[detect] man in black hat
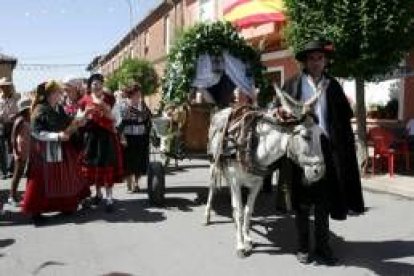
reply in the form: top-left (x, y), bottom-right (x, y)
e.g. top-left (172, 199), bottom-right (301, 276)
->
top-left (277, 39), bottom-right (365, 265)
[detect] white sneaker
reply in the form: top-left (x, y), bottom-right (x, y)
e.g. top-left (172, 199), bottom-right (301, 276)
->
top-left (7, 197), bottom-right (19, 207)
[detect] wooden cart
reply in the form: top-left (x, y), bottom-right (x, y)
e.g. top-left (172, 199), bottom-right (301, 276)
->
top-left (147, 103), bottom-right (214, 205)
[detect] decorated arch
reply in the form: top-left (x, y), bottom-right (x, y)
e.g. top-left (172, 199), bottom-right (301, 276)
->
top-left (162, 21), bottom-right (270, 106)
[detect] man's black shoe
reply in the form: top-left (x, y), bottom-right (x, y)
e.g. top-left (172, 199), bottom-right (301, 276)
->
top-left (91, 195), bottom-right (103, 205)
top-left (32, 214), bottom-right (47, 225)
top-left (105, 201), bottom-right (114, 213)
top-left (296, 251), bottom-right (311, 264)
top-left (314, 247), bottom-right (338, 266)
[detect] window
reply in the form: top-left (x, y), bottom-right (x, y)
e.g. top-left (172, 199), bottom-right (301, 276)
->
top-left (164, 15), bottom-right (170, 54)
top-left (199, 0), bottom-right (215, 22)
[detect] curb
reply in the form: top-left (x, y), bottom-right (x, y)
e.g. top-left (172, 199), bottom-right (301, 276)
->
top-left (361, 176), bottom-right (414, 200)
top-left (362, 185), bottom-right (414, 200)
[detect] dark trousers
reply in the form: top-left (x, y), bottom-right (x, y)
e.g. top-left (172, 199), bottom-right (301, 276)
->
top-left (0, 135), bottom-right (8, 176)
top-left (262, 173), bottom-right (273, 193)
top-left (293, 136), bottom-right (333, 253)
top-left (295, 201), bottom-right (330, 253)
top-left (10, 158), bottom-right (27, 199)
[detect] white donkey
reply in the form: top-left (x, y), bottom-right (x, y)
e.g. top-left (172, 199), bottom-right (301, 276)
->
top-left (205, 88), bottom-right (327, 257)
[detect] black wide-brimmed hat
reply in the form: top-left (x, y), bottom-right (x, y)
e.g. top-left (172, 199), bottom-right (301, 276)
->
top-left (295, 39), bottom-right (334, 62)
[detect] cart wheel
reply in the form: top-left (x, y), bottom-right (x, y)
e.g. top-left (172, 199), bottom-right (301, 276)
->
top-left (147, 161), bottom-right (165, 206)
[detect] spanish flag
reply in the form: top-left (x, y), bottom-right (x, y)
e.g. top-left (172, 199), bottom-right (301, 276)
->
top-left (223, 0), bottom-right (285, 28)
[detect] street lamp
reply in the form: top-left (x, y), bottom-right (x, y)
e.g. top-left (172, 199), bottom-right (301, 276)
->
top-left (124, 0), bottom-right (134, 57)
top-left (124, 0), bottom-right (133, 31)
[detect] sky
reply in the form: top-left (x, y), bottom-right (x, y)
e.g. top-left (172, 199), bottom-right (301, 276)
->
top-left (0, 0), bottom-right (162, 93)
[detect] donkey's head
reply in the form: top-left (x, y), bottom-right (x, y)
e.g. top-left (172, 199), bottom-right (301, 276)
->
top-left (274, 84), bottom-right (326, 183)
top-left (287, 118), bottom-right (325, 183)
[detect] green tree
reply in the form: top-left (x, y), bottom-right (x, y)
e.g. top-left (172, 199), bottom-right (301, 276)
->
top-left (105, 58), bottom-right (158, 96)
top-left (284, 0), bottom-right (414, 166)
top-left (105, 70), bottom-right (122, 92)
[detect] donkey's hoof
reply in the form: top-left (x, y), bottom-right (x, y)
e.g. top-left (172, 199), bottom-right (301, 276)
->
top-left (236, 249), bottom-right (247, 258)
top-left (203, 215), bottom-right (211, 225)
top-left (244, 241), bottom-right (253, 252)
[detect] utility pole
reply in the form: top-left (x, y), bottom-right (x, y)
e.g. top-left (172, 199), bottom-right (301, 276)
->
top-left (124, 0), bottom-right (134, 58)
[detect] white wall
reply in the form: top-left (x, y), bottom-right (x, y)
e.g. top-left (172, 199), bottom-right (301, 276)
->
top-left (341, 79), bottom-right (400, 107)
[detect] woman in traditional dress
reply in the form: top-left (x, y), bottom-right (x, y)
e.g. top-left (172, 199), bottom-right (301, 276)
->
top-left (117, 83), bottom-right (151, 192)
top-left (79, 74), bottom-right (122, 212)
top-left (21, 81), bottom-right (88, 221)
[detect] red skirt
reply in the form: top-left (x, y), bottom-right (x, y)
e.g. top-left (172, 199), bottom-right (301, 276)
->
top-left (81, 166), bottom-right (114, 187)
top-left (80, 132), bottom-right (124, 187)
top-left (22, 139), bottom-right (89, 215)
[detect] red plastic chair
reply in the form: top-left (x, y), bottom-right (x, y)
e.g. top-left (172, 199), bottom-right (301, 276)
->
top-left (367, 127), bottom-right (410, 177)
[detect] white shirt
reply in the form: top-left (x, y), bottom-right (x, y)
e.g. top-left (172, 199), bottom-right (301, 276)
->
top-left (300, 74), bottom-right (329, 137)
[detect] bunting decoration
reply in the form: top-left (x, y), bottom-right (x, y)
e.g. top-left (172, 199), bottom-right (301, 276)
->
top-left (223, 0), bottom-right (286, 28)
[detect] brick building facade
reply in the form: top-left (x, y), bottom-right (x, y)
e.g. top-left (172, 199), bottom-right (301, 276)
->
top-left (88, 0), bottom-right (414, 121)
top-left (87, 0), bottom-right (298, 110)
top-left (88, 1), bottom-right (186, 109)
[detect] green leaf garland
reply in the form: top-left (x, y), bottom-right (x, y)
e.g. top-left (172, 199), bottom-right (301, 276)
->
top-left (162, 21), bottom-right (269, 105)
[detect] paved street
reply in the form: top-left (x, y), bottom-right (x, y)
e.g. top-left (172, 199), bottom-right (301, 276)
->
top-left (1, 159), bottom-right (414, 276)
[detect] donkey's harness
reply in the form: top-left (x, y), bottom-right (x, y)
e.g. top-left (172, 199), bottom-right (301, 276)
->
top-left (215, 105), bottom-right (286, 176)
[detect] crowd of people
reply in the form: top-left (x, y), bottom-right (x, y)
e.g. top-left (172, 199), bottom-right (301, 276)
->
top-left (0, 38), bottom-right (373, 265)
top-left (0, 73), bottom-right (152, 221)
